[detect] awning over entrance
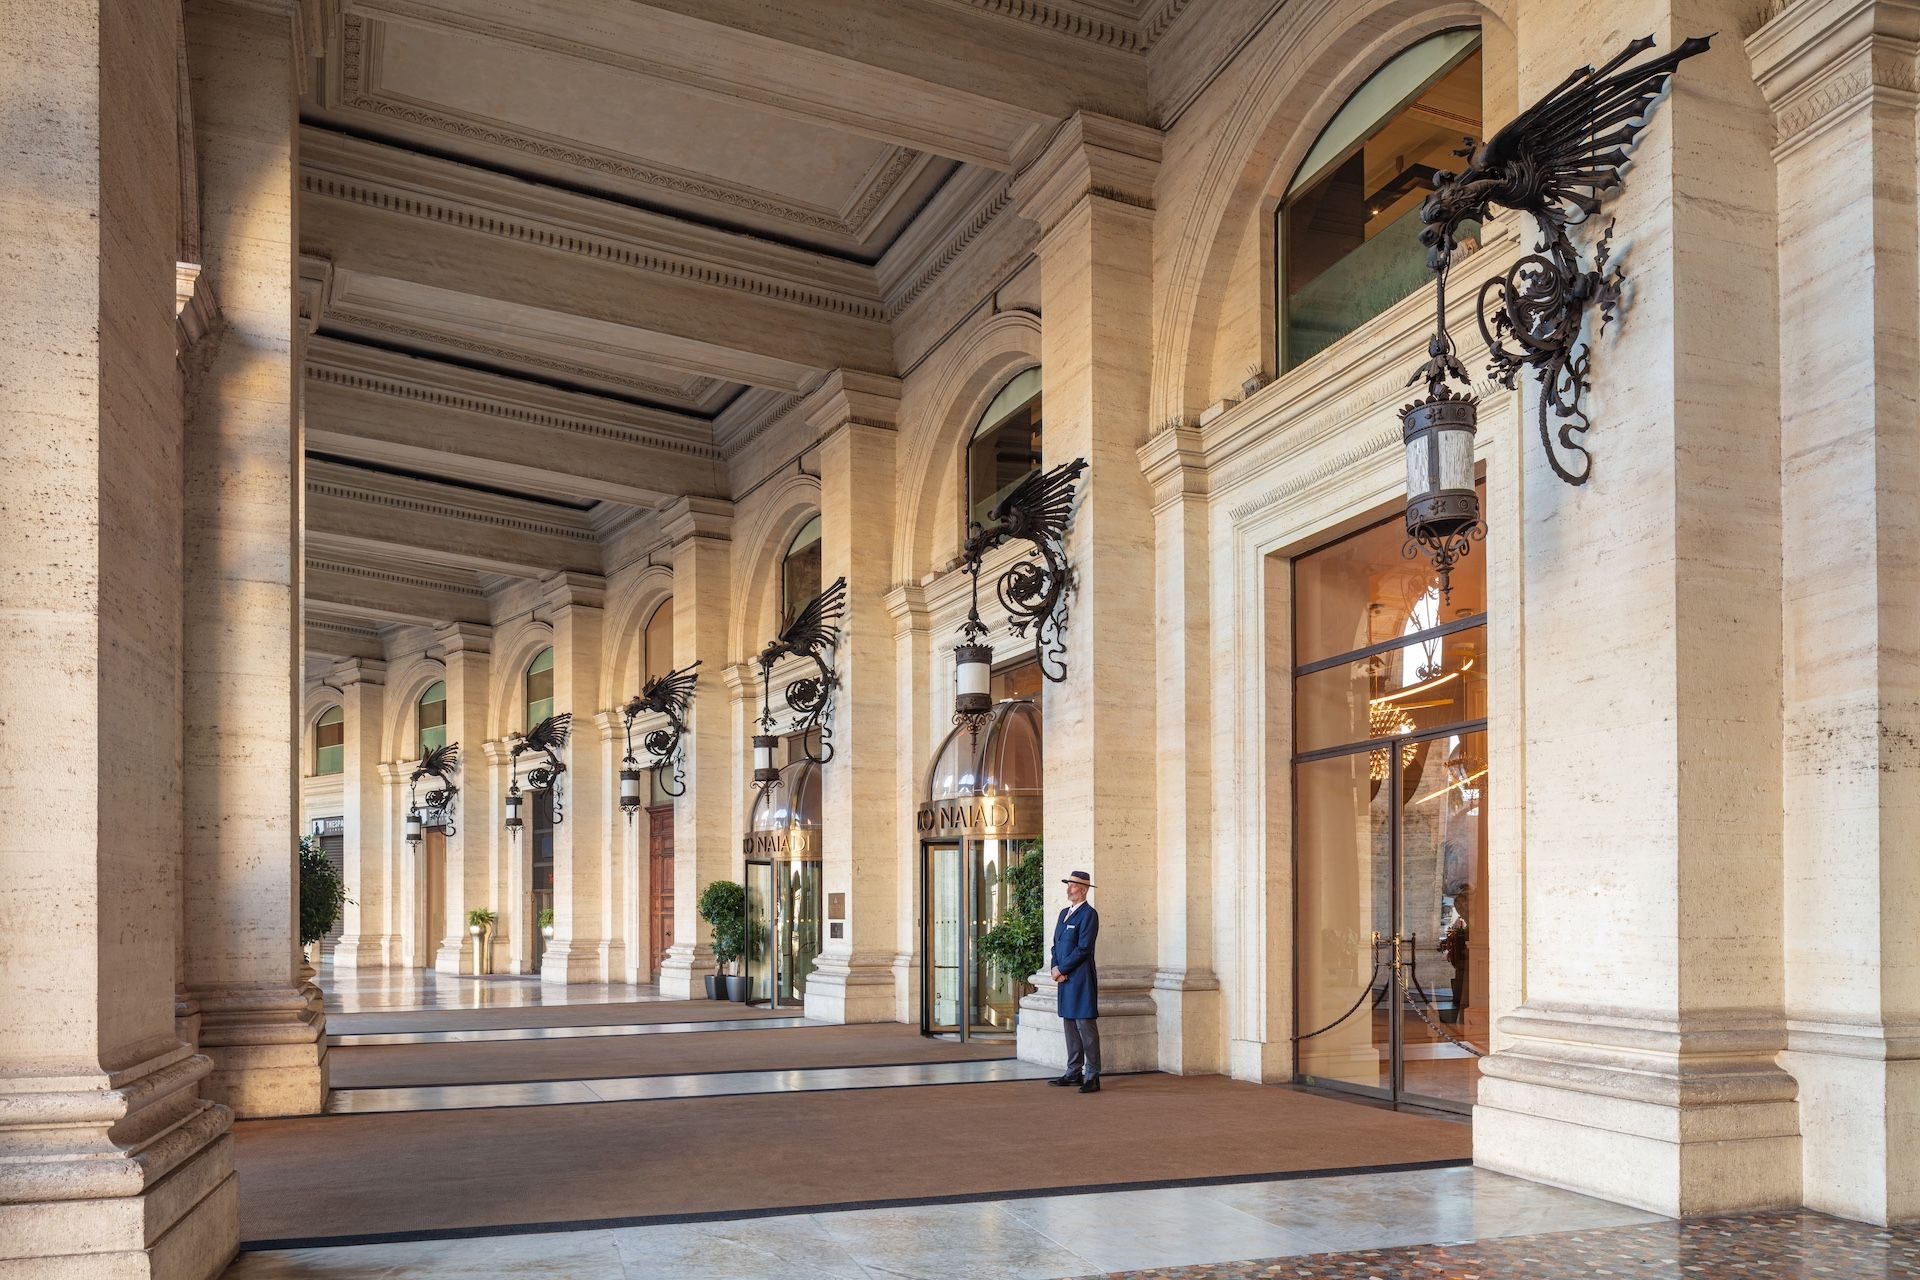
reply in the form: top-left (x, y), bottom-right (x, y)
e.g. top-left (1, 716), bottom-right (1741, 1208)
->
top-left (920, 700), bottom-right (1043, 839)
top-left (744, 759), bottom-right (823, 858)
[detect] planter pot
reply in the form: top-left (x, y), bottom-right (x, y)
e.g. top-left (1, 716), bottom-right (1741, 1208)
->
top-left (724, 974), bottom-right (750, 1002)
top-left (703, 974), bottom-right (722, 1000)
top-left (541, 926), bottom-right (555, 939)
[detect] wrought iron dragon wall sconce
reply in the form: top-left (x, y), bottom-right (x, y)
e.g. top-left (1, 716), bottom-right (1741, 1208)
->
top-left (1399, 34), bottom-right (1710, 601)
top-left (619, 661), bottom-right (701, 816)
top-left (405, 742), bottom-right (459, 847)
top-left (504, 712), bottom-right (571, 832)
top-left (753, 577), bottom-right (847, 789)
top-left (952, 456), bottom-right (1089, 738)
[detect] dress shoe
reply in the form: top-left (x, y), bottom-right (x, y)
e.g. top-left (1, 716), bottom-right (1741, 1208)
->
top-left (1047, 1073), bottom-right (1082, 1087)
top-left (1078, 1077), bottom-right (1101, 1093)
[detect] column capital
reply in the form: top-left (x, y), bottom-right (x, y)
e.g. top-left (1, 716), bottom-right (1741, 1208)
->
top-left (434, 620), bottom-right (493, 656)
top-left (721, 660), bottom-right (759, 698)
top-left (592, 708), bottom-right (623, 742)
top-left (481, 738), bottom-right (514, 765)
top-left (541, 571), bottom-right (607, 612)
top-left (800, 369), bottom-right (903, 439)
top-left (376, 761), bottom-right (408, 784)
top-left (883, 582), bottom-right (930, 635)
top-left (1137, 424), bottom-right (1210, 513)
top-left (298, 253), bottom-right (334, 336)
top-left (1011, 112), bottom-right (1161, 241)
top-left (1749, 0), bottom-right (1920, 152)
top-left (330, 656), bottom-right (387, 687)
top-left (661, 494), bottom-right (735, 545)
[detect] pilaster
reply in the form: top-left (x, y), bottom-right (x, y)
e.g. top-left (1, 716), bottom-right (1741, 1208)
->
top-left (180, 0), bottom-right (325, 1119)
top-left (432, 624), bottom-right (491, 975)
top-left (539, 573), bottom-right (608, 983)
top-left (1751, 0), bottom-right (1920, 1226)
top-left (331, 659), bottom-right (394, 970)
top-left (804, 371), bottom-right (904, 1025)
top-left (1011, 112), bottom-right (1163, 1071)
top-left (1474, 0), bottom-right (1798, 1216)
top-left (657, 498), bottom-right (734, 999)
top-left (481, 740), bottom-right (523, 971)
top-left (885, 583), bottom-right (931, 1025)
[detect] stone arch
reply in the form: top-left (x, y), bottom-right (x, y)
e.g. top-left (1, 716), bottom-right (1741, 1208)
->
top-left (895, 310), bottom-right (1044, 584)
top-left (302, 683), bottom-right (346, 778)
top-left (382, 657), bottom-right (452, 765)
top-left (1149, 0), bottom-right (1515, 429)
top-left (729, 470), bottom-right (823, 663)
top-left (488, 621), bottom-right (560, 741)
top-left (601, 563), bottom-right (676, 710)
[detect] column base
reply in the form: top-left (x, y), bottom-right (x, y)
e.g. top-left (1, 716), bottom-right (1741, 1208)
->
top-left (329, 934), bottom-right (394, 971)
top-left (803, 952), bottom-right (897, 1024)
top-left (656, 942), bottom-right (716, 1000)
top-left (0, 1050), bottom-right (237, 1280)
top-left (1228, 1036), bottom-right (1294, 1084)
top-left (1781, 1020), bottom-right (1920, 1225)
top-left (539, 941), bottom-right (604, 985)
top-left (1017, 967), bottom-right (1158, 1072)
top-left (1153, 968), bottom-right (1223, 1075)
top-left (432, 934), bottom-right (474, 976)
top-left (190, 986), bottom-right (328, 1118)
top-left (892, 951), bottom-right (919, 1025)
top-left (1474, 1006), bottom-right (1802, 1217)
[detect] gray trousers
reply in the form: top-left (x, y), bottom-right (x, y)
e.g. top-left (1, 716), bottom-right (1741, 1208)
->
top-left (1063, 1018), bottom-right (1101, 1080)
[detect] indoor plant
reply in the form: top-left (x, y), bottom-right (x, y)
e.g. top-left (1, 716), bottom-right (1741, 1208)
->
top-left (978, 845), bottom-right (1044, 997)
top-left (538, 907), bottom-right (555, 940)
top-left (697, 879), bottom-right (748, 1000)
top-left (297, 834), bottom-right (350, 958)
top-left (467, 908), bottom-right (496, 975)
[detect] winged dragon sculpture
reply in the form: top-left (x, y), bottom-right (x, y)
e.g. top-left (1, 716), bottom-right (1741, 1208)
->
top-left (1415, 34), bottom-right (1712, 484)
top-left (757, 578), bottom-right (847, 764)
top-left (510, 712), bottom-right (572, 824)
top-left (408, 742), bottom-right (460, 837)
top-left (960, 456), bottom-right (1088, 682)
top-left (622, 661), bottom-right (701, 797)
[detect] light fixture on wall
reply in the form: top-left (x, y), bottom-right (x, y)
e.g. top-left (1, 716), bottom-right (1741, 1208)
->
top-left (754, 577), bottom-right (847, 788)
top-left (619, 661), bottom-right (701, 819)
top-left (951, 456), bottom-right (1088, 735)
top-left (405, 743), bottom-right (460, 848)
top-left (1414, 33), bottom-right (1710, 487)
top-left (505, 713), bottom-right (571, 833)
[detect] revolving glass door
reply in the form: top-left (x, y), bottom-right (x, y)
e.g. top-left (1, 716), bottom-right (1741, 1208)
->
top-left (921, 838), bottom-right (1031, 1039)
top-left (745, 858), bottom-right (822, 1007)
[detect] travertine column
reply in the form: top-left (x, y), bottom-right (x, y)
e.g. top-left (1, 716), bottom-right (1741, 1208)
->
top-left (885, 583), bottom-right (932, 1024)
top-left (332, 659), bottom-right (393, 970)
top-left (481, 740), bottom-right (522, 970)
top-left (0, 2), bottom-right (239, 1272)
top-left (181, 0), bottom-right (324, 1118)
top-left (658, 498), bottom-right (734, 998)
top-left (540, 573), bottom-right (607, 984)
top-left (1010, 114), bottom-right (1162, 1071)
top-left (591, 710), bottom-right (626, 980)
top-left (432, 624), bottom-right (491, 975)
top-left (805, 372), bottom-right (904, 1024)
top-left (1751, 0), bottom-right (1920, 1226)
top-left (1138, 426), bottom-right (1221, 1074)
top-left (1474, 0), bottom-right (1799, 1215)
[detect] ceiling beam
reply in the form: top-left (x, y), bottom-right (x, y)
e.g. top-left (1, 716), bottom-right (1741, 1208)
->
top-left (305, 555), bottom-right (493, 629)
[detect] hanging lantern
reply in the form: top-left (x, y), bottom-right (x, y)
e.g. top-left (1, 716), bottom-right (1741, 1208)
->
top-left (954, 641), bottom-right (992, 715)
top-left (753, 733), bottom-right (781, 786)
top-left (1400, 387), bottom-right (1482, 604)
top-left (404, 806), bottom-right (424, 846)
top-left (504, 780), bottom-right (524, 831)
top-left (619, 764), bottom-right (643, 816)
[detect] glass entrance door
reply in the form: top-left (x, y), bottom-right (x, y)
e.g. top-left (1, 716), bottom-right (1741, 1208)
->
top-left (745, 860), bottom-right (775, 1003)
top-left (746, 858), bottom-right (822, 1008)
top-left (921, 840), bottom-right (1030, 1039)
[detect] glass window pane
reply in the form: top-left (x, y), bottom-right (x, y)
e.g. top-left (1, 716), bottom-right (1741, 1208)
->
top-left (1400, 729), bottom-right (1488, 1108)
top-left (1280, 38), bottom-right (1482, 372)
top-left (315, 706), bottom-right (344, 775)
top-left (1292, 491), bottom-right (1486, 669)
top-left (525, 648), bottom-right (554, 727)
top-left (1294, 750), bottom-right (1392, 1092)
top-left (1296, 625), bottom-right (1486, 756)
top-left (990, 658), bottom-right (1042, 703)
top-left (417, 682), bottom-right (446, 757)
top-left (969, 369), bottom-right (1043, 528)
top-left (782, 515), bottom-right (822, 627)
top-left (315, 745), bottom-right (344, 776)
top-left (644, 599), bottom-right (674, 684)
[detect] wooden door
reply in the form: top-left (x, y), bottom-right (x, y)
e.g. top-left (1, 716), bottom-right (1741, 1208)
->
top-left (647, 805), bottom-right (674, 980)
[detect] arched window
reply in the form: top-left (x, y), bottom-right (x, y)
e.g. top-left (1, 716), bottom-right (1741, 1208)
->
top-left (417, 681), bottom-right (447, 757)
top-left (314, 705), bottom-right (344, 775)
top-left (967, 367), bottom-right (1041, 529)
top-left (525, 647), bottom-right (555, 728)
top-left (1276, 29), bottom-right (1483, 373)
top-left (781, 515), bottom-right (822, 627)
top-left (644, 598), bottom-right (675, 684)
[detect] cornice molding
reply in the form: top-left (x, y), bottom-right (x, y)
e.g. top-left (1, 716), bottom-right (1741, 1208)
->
top-left (1010, 112), bottom-right (1161, 240)
top-left (1749, 0), bottom-right (1920, 151)
top-left (883, 179), bottom-right (1015, 318)
top-left (306, 472), bottom-right (599, 543)
top-left (434, 620), bottom-right (495, 654)
top-left (800, 369), bottom-right (904, 437)
top-left (1137, 423), bottom-right (1209, 511)
top-left (301, 131), bottom-right (887, 323)
top-left (307, 557), bottom-right (488, 598)
top-left (308, 616), bottom-right (383, 639)
top-left (661, 494), bottom-right (735, 545)
top-left (542, 571), bottom-right (607, 611)
top-left (932, 0), bottom-right (1194, 54)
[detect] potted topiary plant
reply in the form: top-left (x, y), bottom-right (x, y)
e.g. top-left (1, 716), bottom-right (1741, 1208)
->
top-left (697, 879), bottom-right (748, 1000)
top-left (467, 908), bottom-right (497, 976)
top-left (298, 835), bottom-right (350, 972)
top-left (978, 844), bottom-right (1044, 1000)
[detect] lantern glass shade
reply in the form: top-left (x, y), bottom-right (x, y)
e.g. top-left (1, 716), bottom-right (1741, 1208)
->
top-left (753, 733), bottom-right (780, 783)
top-left (954, 642), bottom-right (993, 714)
top-left (619, 766), bottom-right (643, 812)
top-left (1401, 394), bottom-right (1480, 538)
top-left (504, 789), bottom-right (523, 829)
top-left (404, 809), bottom-right (423, 844)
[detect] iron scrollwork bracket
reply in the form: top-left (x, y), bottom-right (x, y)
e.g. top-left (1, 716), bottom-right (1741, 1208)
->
top-left (960, 456), bottom-right (1088, 683)
top-left (1417, 33), bottom-right (1712, 485)
top-left (409, 742), bottom-right (461, 838)
top-left (510, 712), bottom-right (572, 825)
top-left (757, 576), bottom-right (846, 766)
top-left (622, 660), bottom-right (701, 798)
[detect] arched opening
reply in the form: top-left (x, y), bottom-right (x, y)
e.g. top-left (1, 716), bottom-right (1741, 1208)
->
top-left (314, 705), bottom-right (344, 776)
top-left (1276, 28), bottom-right (1483, 373)
top-left (416, 681), bottom-right (447, 759)
top-left (742, 756), bottom-right (824, 1008)
top-left (918, 697), bottom-right (1043, 1041)
top-left (642, 598), bottom-right (675, 684)
top-left (780, 515), bottom-right (822, 628)
top-left (966, 366), bottom-right (1042, 529)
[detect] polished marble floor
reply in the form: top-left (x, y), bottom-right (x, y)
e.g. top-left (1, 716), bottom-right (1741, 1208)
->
top-left (318, 965), bottom-right (665, 1013)
top-left (331, 1015), bottom-right (814, 1047)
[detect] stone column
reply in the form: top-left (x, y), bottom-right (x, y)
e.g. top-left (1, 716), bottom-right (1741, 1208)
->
top-left (591, 709), bottom-right (626, 980)
top-left (0, 2), bottom-right (240, 1272)
top-left (658, 498), bottom-right (735, 998)
top-left (1010, 114), bottom-right (1162, 1071)
top-left (332, 659), bottom-right (393, 970)
top-left (1473, 0), bottom-right (1799, 1215)
top-left (885, 583), bottom-right (932, 1024)
top-left (180, 0), bottom-right (324, 1118)
top-left (805, 372), bottom-right (904, 1025)
top-left (432, 624), bottom-right (491, 975)
top-left (1138, 425), bottom-right (1221, 1074)
top-left (540, 573), bottom-right (607, 984)
top-left (481, 740), bottom-right (521, 970)
top-left (1751, 0), bottom-right (1920, 1226)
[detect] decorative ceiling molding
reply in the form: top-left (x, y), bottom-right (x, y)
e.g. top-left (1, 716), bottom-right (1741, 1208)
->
top-left (307, 475), bottom-right (600, 542)
top-left (308, 615), bottom-right (385, 638)
top-left (307, 557), bottom-right (489, 597)
top-left (885, 183), bottom-right (1013, 318)
top-left (339, 14), bottom-right (936, 241)
top-left (1137, 0), bottom-right (1197, 51)
top-left (935, 0), bottom-right (1194, 55)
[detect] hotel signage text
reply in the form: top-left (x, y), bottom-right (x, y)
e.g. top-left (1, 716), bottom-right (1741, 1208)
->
top-left (915, 795), bottom-right (1039, 841)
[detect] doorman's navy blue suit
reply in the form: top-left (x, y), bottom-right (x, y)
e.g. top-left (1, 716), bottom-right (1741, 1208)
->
top-left (1052, 903), bottom-right (1100, 1081)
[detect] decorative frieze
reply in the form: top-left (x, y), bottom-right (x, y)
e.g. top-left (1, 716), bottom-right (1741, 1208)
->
top-left (306, 477), bottom-right (599, 542)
